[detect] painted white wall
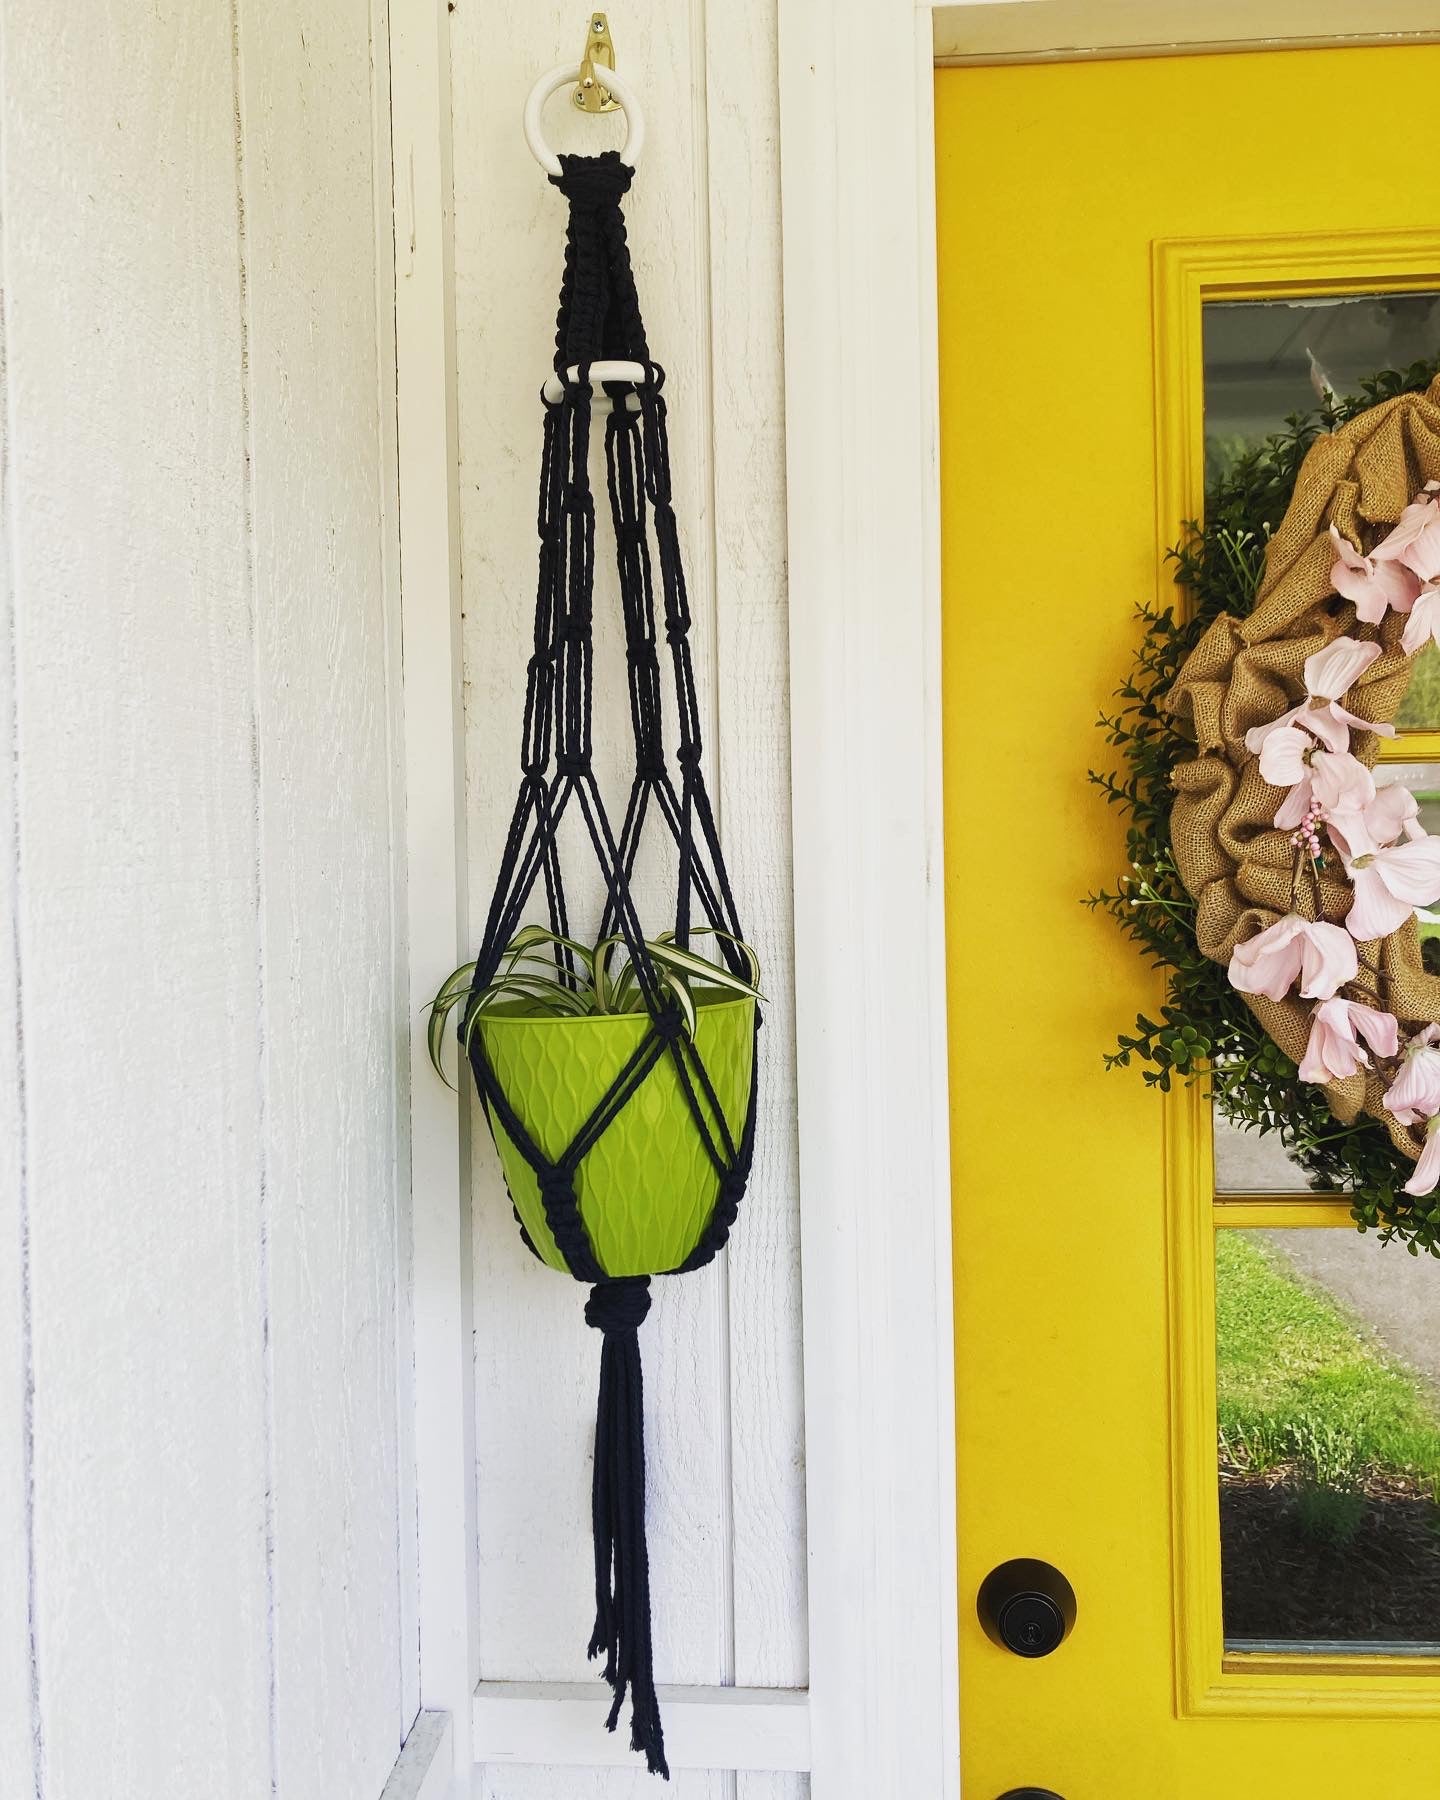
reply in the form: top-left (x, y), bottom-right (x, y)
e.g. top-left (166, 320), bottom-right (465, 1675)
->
top-left (0, 1), bottom-right (416, 1796)
top-left (447, 3), bottom-right (807, 1794)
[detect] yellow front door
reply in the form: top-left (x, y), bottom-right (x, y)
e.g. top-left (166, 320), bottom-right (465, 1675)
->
top-left (939, 46), bottom-right (1440, 1799)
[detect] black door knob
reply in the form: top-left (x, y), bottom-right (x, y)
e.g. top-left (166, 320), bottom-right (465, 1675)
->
top-left (977, 1559), bottom-right (1077, 1658)
top-left (998, 1791), bottom-right (1066, 1799)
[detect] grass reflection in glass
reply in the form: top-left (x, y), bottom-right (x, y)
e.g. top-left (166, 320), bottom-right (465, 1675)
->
top-left (1217, 1230), bottom-right (1440, 1647)
top-left (1396, 644), bottom-right (1440, 731)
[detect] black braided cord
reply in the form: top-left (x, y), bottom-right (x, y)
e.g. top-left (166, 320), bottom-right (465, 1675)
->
top-left (462, 151), bottom-right (760, 1779)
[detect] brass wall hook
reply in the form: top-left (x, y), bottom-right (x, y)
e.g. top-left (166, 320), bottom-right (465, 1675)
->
top-left (574, 13), bottom-right (620, 114)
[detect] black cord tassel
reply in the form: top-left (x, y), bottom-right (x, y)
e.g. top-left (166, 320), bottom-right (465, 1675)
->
top-left (584, 1277), bottom-right (668, 1779)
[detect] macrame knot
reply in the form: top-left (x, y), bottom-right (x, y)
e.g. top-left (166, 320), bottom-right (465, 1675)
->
top-left (651, 1005), bottom-right (685, 1044)
top-left (585, 1275), bottom-right (652, 1336)
top-left (539, 1166), bottom-right (575, 1205)
top-left (705, 1171), bottom-right (747, 1242)
top-left (549, 149), bottom-right (634, 213)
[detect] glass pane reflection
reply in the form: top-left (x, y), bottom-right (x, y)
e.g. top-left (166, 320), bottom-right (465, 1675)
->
top-left (1213, 1114), bottom-right (1314, 1196)
top-left (1394, 647), bottom-right (1440, 733)
top-left (1203, 292), bottom-right (1440, 482)
top-left (1218, 1228), bottom-right (1440, 1653)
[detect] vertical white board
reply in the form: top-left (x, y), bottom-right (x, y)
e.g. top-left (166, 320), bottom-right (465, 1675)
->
top-left (453, 0), bottom-right (731, 1703)
top-left (3, 0), bottom-right (271, 1792)
top-left (236, 0), bottom-right (410, 1792)
top-left (447, 0), bottom-right (805, 1791)
top-left (699, 0), bottom-right (807, 1695)
top-left (2, 0), bottom-right (414, 1791)
top-left (0, 193), bottom-right (35, 1795)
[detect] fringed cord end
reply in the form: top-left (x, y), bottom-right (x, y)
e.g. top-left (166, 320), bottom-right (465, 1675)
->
top-left (584, 1276), bottom-right (670, 1779)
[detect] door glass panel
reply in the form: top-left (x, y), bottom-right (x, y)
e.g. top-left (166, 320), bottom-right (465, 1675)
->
top-left (1217, 1227), bottom-right (1440, 1654)
top-left (1203, 292), bottom-right (1440, 728)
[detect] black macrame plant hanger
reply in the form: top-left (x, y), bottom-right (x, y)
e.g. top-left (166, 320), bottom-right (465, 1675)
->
top-left (463, 150), bottom-right (760, 1780)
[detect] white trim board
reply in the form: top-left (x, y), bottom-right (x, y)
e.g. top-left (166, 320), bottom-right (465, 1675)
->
top-left (473, 1683), bottom-right (810, 1774)
top-left (387, 0), bottom-right (478, 1778)
top-left (368, 0), bottom-right (422, 1734)
top-left (777, 1), bottom-right (959, 1795)
top-left (380, 1711), bottom-right (454, 1800)
top-left (934, 0), bottom-right (1440, 63)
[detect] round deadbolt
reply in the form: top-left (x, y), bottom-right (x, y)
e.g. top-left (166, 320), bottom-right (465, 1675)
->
top-left (977, 1559), bottom-right (1077, 1659)
top-left (998, 1790), bottom-right (1066, 1800)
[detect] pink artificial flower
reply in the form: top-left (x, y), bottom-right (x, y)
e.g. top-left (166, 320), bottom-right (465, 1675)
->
top-left (1400, 584), bottom-right (1440, 657)
top-left (1326, 778), bottom-right (1425, 862)
top-left (1363, 782), bottom-right (1424, 847)
top-left (1384, 1025), bottom-right (1440, 1126)
top-left (1405, 1116), bottom-right (1440, 1197)
top-left (1329, 524), bottom-right (1421, 622)
top-left (1372, 483), bottom-right (1440, 584)
top-left (1243, 636), bottom-right (1395, 756)
top-left (1298, 996), bottom-right (1400, 1084)
top-left (1227, 913), bottom-right (1358, 1003)
top-left (1345, 836), bottom-right (1440, 940)
top-left (1258, 733), bottom-right (1374, 832)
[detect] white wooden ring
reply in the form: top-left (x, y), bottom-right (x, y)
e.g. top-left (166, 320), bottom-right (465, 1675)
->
top-left (522, 62), bottom-right (646, 179)
top-left (541, 359), bottom-right (651, 406)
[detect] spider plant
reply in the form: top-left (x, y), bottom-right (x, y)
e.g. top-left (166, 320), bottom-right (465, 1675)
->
top-left (427, 923), bottom-right (764, 1088)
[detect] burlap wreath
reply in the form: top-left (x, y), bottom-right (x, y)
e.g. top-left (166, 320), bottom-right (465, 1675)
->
top-left (1167, 375), bottom-right (1440, 1165)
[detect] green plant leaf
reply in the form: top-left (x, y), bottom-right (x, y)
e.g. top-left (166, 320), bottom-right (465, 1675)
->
top-left (609, 958), bottom-right (644, 1013)
top-left (591, 933), bottom-right (640, 1014)
top-left (655, 926), bottom-right (762, 988)
top-left (426, 960), bottom-right (477, 1089)
top-left (647, 939), bottom-right (765, 1002)
top-left (498, 950), bottom-right (591, 991)
top-left (477, 971), bottom-right (591, 1015)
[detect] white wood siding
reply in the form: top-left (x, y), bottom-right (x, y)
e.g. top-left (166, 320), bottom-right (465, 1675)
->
top-left (448, 1), bottom-right (807, 1792)
top-left (0, 0), bottom-right (415, 1794)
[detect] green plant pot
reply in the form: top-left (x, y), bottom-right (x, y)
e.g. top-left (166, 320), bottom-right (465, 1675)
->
top-left (476, 991), bottom-right (755, 1278)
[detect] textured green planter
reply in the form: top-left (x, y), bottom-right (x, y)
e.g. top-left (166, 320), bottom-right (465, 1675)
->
top-left (477, 991), bottom-right (756, 1278)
